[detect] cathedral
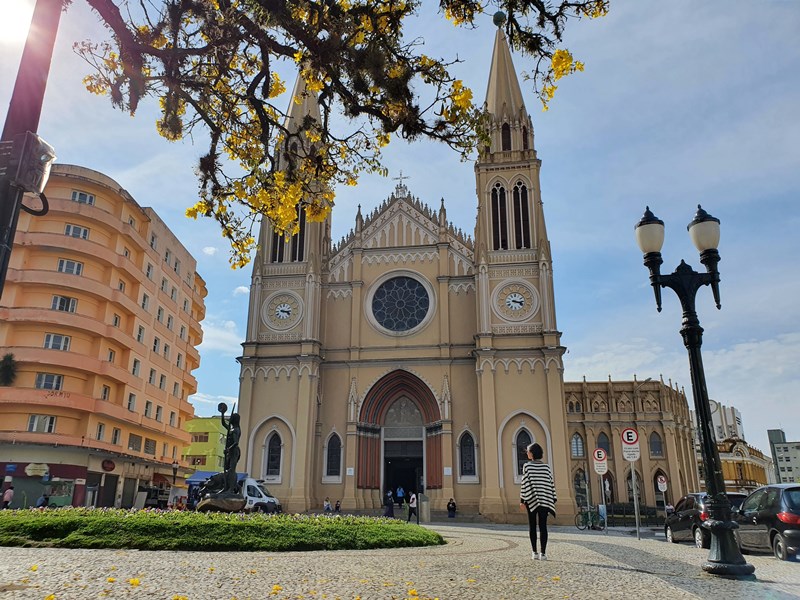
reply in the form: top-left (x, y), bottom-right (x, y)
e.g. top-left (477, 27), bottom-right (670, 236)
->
top-left (235, 26), bottom-right (696, 522)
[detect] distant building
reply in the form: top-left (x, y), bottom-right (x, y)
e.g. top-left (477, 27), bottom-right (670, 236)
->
top-left (690, 399), bottom-right (745, 445)
top-left (183, 416), bottom-right (226, 471)
top-left (768, 429), bottom-right (800, 484)
top-left (0, 164), bottom-right (206, 508)
top-left (699, 438), bottom-right (774, 494)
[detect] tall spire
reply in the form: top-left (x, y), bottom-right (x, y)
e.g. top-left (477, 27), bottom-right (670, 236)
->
top-left (484, 26), bottom-right (526, 119)
top-left (284, 72), bottom-right (322, 132)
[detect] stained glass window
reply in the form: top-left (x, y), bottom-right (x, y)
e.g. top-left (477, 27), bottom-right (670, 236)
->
top-left (266, 433), bottom-right (282, 477)
top-left (326, 434), bottom-right (341, 477)
top-left (460, 432), bottom-right (476, 477)
top-left (372, 276), bottom-right (429, 332)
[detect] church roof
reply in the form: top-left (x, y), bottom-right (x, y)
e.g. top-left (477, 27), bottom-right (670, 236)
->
top-left (484, 27), bottom-right (526, 118)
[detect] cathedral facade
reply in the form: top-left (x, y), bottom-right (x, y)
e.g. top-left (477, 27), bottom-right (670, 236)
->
top-left (236, 29), bottom-right (698, 522)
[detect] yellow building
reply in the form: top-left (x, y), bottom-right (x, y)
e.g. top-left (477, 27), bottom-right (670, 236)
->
top-left (0, 164), bottom-right (206, 508)
top-left (234, 27), bottom-right (701, 523)
top-left (183, 416), bottom-right (226, 472)
top-left (704, 438), bottom-right (772, 494)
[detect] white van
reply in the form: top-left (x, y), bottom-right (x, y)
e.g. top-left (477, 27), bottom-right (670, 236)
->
top-left (242, 478), bottom-right (282, 513)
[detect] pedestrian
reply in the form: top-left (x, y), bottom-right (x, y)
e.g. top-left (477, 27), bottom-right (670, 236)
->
top-left (447, 498), bottom-right (457, 518)
top-left (407, 490), bottom-right (417, 522)
top-left (323, 497), bottom-right (332, 512)
top-left (665, 502), bottom-right (674, 516)
top-left (396, 485), bottom-right (405, 508)
top-left (519, 443), bottom-right (557, 561)
top-left (334, 499), bottom-right (341, 513)
top-left (383, 490), bottom-right (395, 518)
top-left (2, 486), bottom-right (14, 509)
top-left (35, 493), bottom-right (49, 508)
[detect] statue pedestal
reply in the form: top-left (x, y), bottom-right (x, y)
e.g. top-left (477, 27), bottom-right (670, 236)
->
top-left (196, 493), bottom-right (246, 513)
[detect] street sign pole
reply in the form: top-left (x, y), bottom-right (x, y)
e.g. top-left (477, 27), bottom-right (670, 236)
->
top-left (592, 448), bottom-right (609, 534)
top-left (632, 465), bottom-right (640, 541)
top-left (620, 428), bottom-right (641, 541)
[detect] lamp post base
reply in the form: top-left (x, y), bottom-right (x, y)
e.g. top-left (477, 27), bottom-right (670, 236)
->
top-left (702, 520), bottom-right (755, 578)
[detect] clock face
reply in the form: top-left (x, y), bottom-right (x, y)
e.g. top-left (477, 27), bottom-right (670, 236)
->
top-left (493, 282), bottom-right (538, 321)
top-left (262, 292), bottom-right (303, 331)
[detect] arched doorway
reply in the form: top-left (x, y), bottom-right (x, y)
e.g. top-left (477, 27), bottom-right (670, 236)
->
top-left (357, 370), bottom-right (443, 495)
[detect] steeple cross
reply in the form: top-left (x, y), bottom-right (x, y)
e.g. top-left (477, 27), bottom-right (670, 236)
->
top-left (393, 171), bottom-right (410, 185)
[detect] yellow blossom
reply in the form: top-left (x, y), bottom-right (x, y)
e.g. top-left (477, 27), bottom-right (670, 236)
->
top-left (128, 578), bottom-right (140, 586)
top-left (45, 595), bottom-right (56, 600)
top-left (107, 577), bottom-right (116, 583)
top-left (30, 565), bottom-right (38, 571)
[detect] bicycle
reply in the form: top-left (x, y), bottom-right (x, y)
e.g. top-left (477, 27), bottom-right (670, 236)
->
top-left (575, 505), bottom-right (605, 531)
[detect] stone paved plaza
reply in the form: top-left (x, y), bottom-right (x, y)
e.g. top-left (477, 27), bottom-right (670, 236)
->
top-left (0, 523), bottom-right (798, 599)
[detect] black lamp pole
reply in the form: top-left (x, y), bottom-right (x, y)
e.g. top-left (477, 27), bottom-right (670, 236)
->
top-left (172, 461), bottom-right (179, 486)
top-left (635, 206), bottom-right (754, 577)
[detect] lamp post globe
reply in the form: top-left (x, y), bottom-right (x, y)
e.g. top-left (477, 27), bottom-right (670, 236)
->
top-left (635, 206), bottom-right (754, 577)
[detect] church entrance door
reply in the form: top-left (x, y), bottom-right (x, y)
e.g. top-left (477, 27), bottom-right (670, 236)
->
top-left (385, 441), bottom-right (423, 498)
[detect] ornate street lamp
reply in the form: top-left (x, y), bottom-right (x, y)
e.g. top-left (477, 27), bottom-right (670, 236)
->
top-left (172, 460), bottom-right (179, 486)
top-left (635, 206), bottom-right (754, 577)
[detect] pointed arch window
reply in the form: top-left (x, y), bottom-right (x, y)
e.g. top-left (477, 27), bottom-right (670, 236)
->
top-left (491, 183), bottom-right (508, 250)
top-left (501, 123), bottom-right (511, 151)
top-left (290, 204), bottom-right (306, 262)
top-left (459, 432), bottom-right (476, 477)
top-left (325, 433), bottom-right (342, 478)
top-left (270, 230), bottom-right (285, 263)
top-left (522, 126), bottom-right (529, 150)
top-left (515, 429), bottom-right (532, 477)
top-left (512, 181), bottom-right (531, 249)
top-left (571, 433), bottom-right (585, 458)
top-left (649, 432), bottom-right (664, 457)
top-left (264, 432), bottom-right (282, 480)
top-left (597, 432), bottom-right (611, 457)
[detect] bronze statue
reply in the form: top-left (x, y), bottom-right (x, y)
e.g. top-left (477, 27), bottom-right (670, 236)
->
top-left (195, 402), bottom-right (245, 512)
top-left (220, 402), bottom-right (241, 493)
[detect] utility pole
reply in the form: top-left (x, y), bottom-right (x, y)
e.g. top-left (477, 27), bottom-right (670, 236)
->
top-left (0, 0), bottom-right (62, 301)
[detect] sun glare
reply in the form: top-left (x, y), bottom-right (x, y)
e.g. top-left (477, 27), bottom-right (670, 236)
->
top-left (0, 0), bottom-right (36, 45)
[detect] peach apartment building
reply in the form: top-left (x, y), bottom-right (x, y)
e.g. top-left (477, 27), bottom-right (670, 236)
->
top-left (0, 164), bottom-right (206, 508)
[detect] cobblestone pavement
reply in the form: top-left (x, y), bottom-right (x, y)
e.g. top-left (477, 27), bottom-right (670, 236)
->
top-left (0, 523), bottom-right (798, 599)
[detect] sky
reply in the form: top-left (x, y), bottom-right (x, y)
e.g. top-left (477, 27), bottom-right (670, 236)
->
top-left (1, 1), bottom-right (799, 456)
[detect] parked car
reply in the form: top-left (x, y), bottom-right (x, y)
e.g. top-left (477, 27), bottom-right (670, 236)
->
top-left (733, 484), bottom-right (800, 561)
top-left (665, 492), bottom-right (748, 548)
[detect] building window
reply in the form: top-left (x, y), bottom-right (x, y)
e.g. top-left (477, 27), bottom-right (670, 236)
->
top-left (325, 434), bottom-right (342, 478)
top-left (35, 373), bottom-right (63, 390)
top-left (172, 382), bottom-right (179, 397)
top-left (141, 294), bottom-right (150, 310)
top-left (43, 333), bottom-right (71, 351)
top-left (169, 411), bottom-right (176, 427)
top-left (165, 249), bottom-right (172, 264)
top-left (173, 259), bottom-right (181, 275)
top-left (159, 374), bottom-right (166, 390)
top-left (107, 349), bottom-right (115, 363)
top-left (64, 223), bottom-right (89, 239)
top-left (162, 442), bottom-right (168, 457)
top-left (176, 353), bottom-right (183, 368)
top-left (132, 359), bottom-right (141, 376)
top-left (157, 307), bottom-right (164, 323)
top-left (290, 205), bottom-right (306, 262)
top-left (172, 445), bottom-right (177, 459)
top-left (459, 432), bottom-right (477, 479)
top-left (501, 122), bottom-right (511, 151)
top-left (649, 432), bottom-right (664, 457)
top-left (101, 385), bottom-right (110, 401)
top-left (123, 247), bottom-right (130, 258)
top-left (118, 280), bottom-right (126, 292)
top-left (597, 432), bottom-right (611, 458)
top-left (522, 126), bottom-right (529, 150)
top-left (515, 429), bottom-right (532, 478)
top-left (28, 414), bottom-right (57, 433)
top-left (179, 326), bottom-right (187, 340)
top-left (137, 326), bottom-right (145, 343)
top-left (170, 287), bottom-right (177, 301)
top-left (264, 432), bottom-right (282, 479)
top-left (512, 181), bottom-right (531, 249)
top-left (153, 337), bottom-right (160, 353)
top-left (183, 298), bottom-right (189, 313)
top-left (490, 183), bottom-right (508, 250)
top-left (144, 400), bottom-right (153, 418)
top-left (96, 422), bottom-right (105, 441)
top-left (112, 428), bottom-right (121, 445)
top-left (161, 277), bottom-right (168, 292)
top-left (166, 314), bottom-right (174, 330)
top-left (51, 295), bottom-right (77, 312)
top-left (71, 190), bottom-right (95, 205)
top-left (163, 344), bottom-right (170, 359)
top-left (149, 369), bottom-right (157, 385)
top-left (192, 433), bottom-right (209, 443)
top-left (127, 217), bottom-right (136, 228)
top-left (127, 393), bottom-right (136, 411)
top-left (113, 314), bottom-right (121, 327)
top-left (144, 438), bottom-right (157, 455)
top-left (128, 433), bottom-right (142, 452)
top-left (146, 264), bottom-right (154, 280)
top-left (57, 258), bottom-right (83, 275)
top-left (150, 233), bottom-right (158, 250)
top-left (189, 456), bottom-right (207, 466)
top-left (571, 433), bottom-right (585, 458)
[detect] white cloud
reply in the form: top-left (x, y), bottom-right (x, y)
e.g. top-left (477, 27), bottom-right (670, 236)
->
top-left (198, 320), bottom-right (241, 356)
top-left (233, 286), bottom-right (249, 296)
top-left (203, 247), bottom-right (218, 256)
top-left (188, 392), bottom-right (239, 418)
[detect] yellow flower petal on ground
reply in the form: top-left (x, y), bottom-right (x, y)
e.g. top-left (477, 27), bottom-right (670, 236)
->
top-left (272, 585), bottom-right (283, 592)
top-left (552, 576), bottom-right (561, 581)
top-left (44, 595), bottom-right (55, 600)
top-left (466, 579), bottom-right (476, 583)
top-left (471, 565), bottom-right (480, 569)
top-left (30, 565), bottom-right (38, 571)
top-left (128, 578), bottom-right (140, 586)
top-left (408, 590), bottom-right (418, 597)
top-left (107, 577), bottom-right (116, 583)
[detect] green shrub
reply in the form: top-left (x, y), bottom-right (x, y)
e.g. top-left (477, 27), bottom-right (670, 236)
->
top-left (0, 508), bottom-right (444, 552)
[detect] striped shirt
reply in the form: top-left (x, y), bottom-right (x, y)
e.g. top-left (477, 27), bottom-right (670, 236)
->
top-left (520, 460), bottom-right (557, 515)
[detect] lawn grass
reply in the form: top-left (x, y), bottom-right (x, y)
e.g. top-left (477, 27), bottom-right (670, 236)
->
top-left (0, 508), bottom-right (445, 552)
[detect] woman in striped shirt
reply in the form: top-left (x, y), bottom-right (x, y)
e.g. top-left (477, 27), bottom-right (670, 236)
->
top-left (519, 443), bottom-right (557, 560)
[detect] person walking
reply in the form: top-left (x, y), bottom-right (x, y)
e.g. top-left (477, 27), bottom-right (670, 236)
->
top-left (2, 486), bottom-right (14, 509)
top-left (407, 491), bottom-right (417, 522)
top-left (383, 490), bottom-right (395, 517)
top-left (396, 485), bottom-right (405, 508)
top-left (519, 443), bottom-right (557, 560)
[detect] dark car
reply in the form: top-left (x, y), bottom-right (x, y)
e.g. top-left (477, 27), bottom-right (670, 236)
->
top-left (733, 484), bottom-right (800, 561)
top-left (665, 492), bottom-right (748, 548)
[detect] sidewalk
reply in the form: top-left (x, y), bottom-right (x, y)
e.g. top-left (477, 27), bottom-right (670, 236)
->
top-left (0, 522), bottom-right (797, 599)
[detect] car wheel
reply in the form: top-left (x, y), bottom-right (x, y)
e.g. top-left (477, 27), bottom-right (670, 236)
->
top-left (773, 533), bottom-right (790, 561)
top-left (694, 527), bottom-right (709, 549)
top-left (665, 526), bottom-right (677, 544)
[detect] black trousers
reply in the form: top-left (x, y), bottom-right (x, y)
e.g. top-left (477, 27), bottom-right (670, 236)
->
top-left (526, 507), bottom-right (550, 554)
